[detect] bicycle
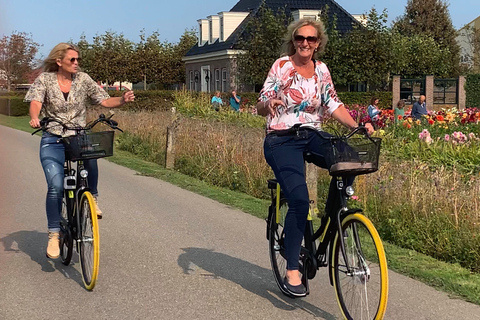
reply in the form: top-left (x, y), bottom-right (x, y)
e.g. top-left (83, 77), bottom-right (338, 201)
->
top-left (266, 125), bottom-right (388, 319)
top-left (32, 113), bottom-right (123, 290)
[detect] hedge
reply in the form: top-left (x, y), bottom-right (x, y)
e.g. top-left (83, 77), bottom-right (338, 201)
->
top-left (466, 74), bottom-right (480, 108)
top-left (1, 89), bottom-right (393, 116)
top-left (0, 97), bottom-right (29, 116)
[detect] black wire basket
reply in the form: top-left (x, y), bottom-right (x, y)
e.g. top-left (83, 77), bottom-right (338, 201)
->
top-left (328, 137), bottom-right (381, 176)
top-left (64, 131), bottom-right (114, 161)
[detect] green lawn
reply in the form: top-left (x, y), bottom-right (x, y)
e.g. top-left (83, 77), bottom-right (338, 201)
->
top-left (2, 114), bottom-right (479, 305)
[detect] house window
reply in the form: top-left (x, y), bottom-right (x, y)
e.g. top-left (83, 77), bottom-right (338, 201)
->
top-left (303, 15), bottom-right (317, 20)
top-left (215, 69), bottom-right (220, 91)
top-left (222, 68), bottom-right (227, 92)
top-left (189, 71), bottom-right (194, 90)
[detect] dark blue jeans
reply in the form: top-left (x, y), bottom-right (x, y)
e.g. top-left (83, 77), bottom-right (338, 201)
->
top-left (40, 132), bottom-right (98, 232)
top-left (264, 128), bottom-right (335, 271)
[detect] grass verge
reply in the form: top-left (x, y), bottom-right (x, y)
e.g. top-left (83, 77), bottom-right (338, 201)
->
top-left (2, 114), bottom-right (479, 305)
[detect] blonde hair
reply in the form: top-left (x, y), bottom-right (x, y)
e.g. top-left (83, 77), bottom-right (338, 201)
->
top-left (43, 43), bottom-right (80, 72)
top-left (281, 18), bottom-right (328, 59)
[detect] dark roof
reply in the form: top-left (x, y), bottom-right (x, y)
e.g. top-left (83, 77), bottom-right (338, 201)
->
top-left (185, 0), bottom-right (361, 57)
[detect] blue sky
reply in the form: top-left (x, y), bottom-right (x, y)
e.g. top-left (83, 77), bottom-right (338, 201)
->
top-left (1, 0), bottom-right (478, 59)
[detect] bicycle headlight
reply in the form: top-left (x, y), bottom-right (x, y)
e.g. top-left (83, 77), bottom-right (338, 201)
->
top-left (80, 169), bottom-right (88, 178)
top-left (345, 186), bottom-right (354, 197)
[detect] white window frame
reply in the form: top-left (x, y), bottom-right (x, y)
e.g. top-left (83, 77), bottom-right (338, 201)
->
top-left (215, 69), bottom-right (220, 91)
top-left (221, 68), bottom-right (227, 92)
top-left (189, 71), bottom-right (194, 90)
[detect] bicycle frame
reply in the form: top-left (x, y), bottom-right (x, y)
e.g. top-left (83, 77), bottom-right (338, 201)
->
top-left (271, 173), bottom-right (364, 286)
top-left (62, 158), bottom-right (91, 247)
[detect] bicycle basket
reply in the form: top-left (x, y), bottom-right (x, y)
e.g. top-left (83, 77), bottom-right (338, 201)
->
top-left (64, 131), bottom-right (114, 161)
top-left (328, 137), bottom-right (381, 176)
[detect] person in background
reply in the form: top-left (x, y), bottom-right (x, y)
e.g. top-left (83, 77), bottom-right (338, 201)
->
top-left (367, 97), bottom-right (381, 122)
top-left (25, 43), bottom-right (135, 259)
top-left (256, 18), bottom-right (373, 297)
top-left (229, 90), bottom-right (241, 112)
top-left (211, 91), bottom-right (223, 111)
top-left (394, 99), bottom-right (405, 123)
top-left (411, 95), bottom-right (428, 119)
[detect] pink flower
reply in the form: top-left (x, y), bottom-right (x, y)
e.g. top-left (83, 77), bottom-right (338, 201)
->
top-left (419, 129), bottom-right (432, 144)
top-left (444, 134), bottom-right (450, 142)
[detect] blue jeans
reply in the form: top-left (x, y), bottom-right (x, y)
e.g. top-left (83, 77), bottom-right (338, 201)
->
top-left (264, 128), bottom-right (336, 270)
top-left (40, 132), bottom-right (99, 232)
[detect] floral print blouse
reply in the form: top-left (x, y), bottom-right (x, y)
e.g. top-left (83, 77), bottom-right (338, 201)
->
top-left (24, 72), bottom-right (110, 136)
top-left (258, 56), bottom-right (343, 133)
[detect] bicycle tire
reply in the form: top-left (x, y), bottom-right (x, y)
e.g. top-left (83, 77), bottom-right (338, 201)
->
top-left (59, 198), bottom-right (73, 265)
top-left (78, 191), bottom-right (100, 290)
top-left (331, 213), bottom-right (388, 320)
top-left (268, 198), bottom-right (293, 297)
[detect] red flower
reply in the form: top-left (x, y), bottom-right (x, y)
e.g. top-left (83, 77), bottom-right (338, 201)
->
top-left (428, 119), bottom-right (434, 125)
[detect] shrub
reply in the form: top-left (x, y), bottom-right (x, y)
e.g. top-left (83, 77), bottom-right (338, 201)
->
top-left (0, 97), bottom-right (29, 116)
top-left (466, 74), bottom-right (480, 108)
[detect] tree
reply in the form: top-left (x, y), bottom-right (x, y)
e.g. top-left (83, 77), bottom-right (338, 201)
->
top-left (0, 31), bottom-right (40, 90)
top-left (390, 32), bottom-right (451, 77)
top-left (76, 33), bottom-right (94, 74)
top-left (172, 29), bottom-right (197, 85)
top-left (393, 0), bottom-right (460, 76)
top-left (326, 8), bottom-right (392, 90)
top-left (236, 1), bottom-right (290, 91)
top-left (87, 31), bottom-right (134, 87)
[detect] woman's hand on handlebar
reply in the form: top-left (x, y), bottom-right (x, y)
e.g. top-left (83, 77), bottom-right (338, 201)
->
top-left (364, 123), bottom-right (374, 135)
top-left (29, 118), bottom-right (41, 128)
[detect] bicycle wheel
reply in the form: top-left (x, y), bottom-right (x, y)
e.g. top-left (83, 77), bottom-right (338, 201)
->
top-left (59, 198), bottom-right (73, 265)
top-left (268, 198), bottom-right (291, 296)
top-left (78, 191), bottom-right (100, 290)
top-left (331, 213), bottom-right (388, 320)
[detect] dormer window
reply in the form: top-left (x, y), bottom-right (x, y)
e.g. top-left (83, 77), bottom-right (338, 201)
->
top-left (291, 9), bottom-right (321, 21)
top-left (220, 17), bottom-right (224, 41)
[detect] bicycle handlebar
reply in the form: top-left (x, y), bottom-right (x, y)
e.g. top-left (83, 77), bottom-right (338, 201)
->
top-left (31, 113), bottom-right (123, 135)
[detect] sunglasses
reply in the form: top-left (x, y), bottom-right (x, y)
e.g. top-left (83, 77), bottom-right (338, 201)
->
top-left (294, 35), bottom-right (318, 44)
top-left (69, 57), bottom-right (82, 63)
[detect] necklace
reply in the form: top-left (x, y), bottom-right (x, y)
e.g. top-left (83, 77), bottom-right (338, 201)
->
top-left (57, 75), bottom-right (72, 88)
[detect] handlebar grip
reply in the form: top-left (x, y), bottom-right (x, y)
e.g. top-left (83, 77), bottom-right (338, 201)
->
top-left (99, 114), bottom-right (105, 119)
top-left (39, 117), bottom-right (50, 127)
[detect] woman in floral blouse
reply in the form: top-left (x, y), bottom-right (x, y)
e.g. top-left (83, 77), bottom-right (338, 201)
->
top-left (25, 43), bottom-right (135, 259)
top-left (256, 18), bottom-right (373, 297)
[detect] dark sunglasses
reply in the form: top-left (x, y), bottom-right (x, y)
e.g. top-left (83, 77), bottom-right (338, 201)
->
top-left (294, 35), bottom-right (318, 44)
top-left (69, 57), bottom-right (82, 63)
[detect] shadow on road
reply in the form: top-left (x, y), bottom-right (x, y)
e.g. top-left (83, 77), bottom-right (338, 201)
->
top-left (178, 247), bottom-right (336, 320)
top-left (0, 230), bottom-right (85, 289)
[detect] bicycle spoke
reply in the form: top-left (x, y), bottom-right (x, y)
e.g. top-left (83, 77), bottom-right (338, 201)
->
top-left (333, 215), bottom-right (388, 320)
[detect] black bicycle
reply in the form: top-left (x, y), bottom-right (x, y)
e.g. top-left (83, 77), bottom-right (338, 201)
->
top-left (32, 113), bottom-right (122, 290)
top-left (266, 125), bottom-right (388, 319)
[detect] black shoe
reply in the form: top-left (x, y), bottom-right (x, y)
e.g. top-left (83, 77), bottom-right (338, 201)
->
top-left (283, 277), bottom-right (307, 297)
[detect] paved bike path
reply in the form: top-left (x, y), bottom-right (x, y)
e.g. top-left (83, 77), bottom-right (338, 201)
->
top-left (1, 124), bottom-right (479, 319)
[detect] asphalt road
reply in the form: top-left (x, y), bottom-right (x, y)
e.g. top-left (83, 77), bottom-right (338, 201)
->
top-left (1, 124), bottom-right (480, 320)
